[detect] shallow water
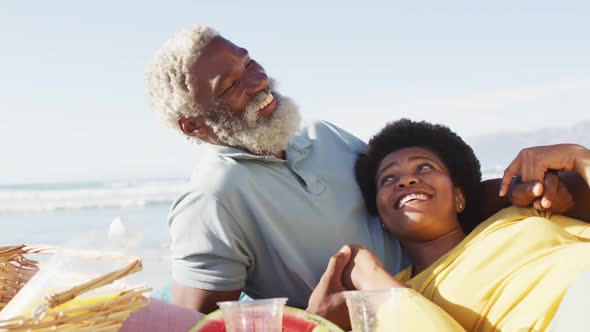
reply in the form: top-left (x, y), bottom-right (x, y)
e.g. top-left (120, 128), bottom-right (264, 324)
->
top-left (0, 204), bottom-right (173, 289)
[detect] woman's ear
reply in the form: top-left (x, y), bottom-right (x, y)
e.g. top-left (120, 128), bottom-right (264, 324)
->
top-left (454, 187), bottom-right (466, 213)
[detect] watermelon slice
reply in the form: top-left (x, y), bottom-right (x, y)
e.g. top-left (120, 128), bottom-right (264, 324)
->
top-left (189, 306), bottom-right (344, 332)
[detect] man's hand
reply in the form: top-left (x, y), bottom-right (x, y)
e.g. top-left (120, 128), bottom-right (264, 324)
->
top-left (307, 246), bottom-right (353, 330)
top-left (500, 144), bottom-right (583, 187)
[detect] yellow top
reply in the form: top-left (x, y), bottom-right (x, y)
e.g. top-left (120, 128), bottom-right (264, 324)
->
top-left (373, 288), bottom-right (466, 331)
top-left (395, 206), bottom-right (590, 331)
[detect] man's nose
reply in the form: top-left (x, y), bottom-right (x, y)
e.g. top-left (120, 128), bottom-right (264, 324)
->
top-left (244, 69), bottom-right (269, 95)
top-left (396, 175), bottom-right (419, 189)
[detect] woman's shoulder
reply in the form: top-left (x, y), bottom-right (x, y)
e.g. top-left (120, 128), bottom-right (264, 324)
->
top-left (471, 205), bottom-right (590, 239)
top-left (471, 206), bottom-right (549, 233)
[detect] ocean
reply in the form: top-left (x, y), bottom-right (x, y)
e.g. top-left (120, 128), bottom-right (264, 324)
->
top-left (0, 178), bottom-right (187, 290)
top-left (0, 170), bottom-right (502, 289)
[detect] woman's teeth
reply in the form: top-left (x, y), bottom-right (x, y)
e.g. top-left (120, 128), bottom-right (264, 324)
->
top-left (397, 193), bottom-right (430, 208)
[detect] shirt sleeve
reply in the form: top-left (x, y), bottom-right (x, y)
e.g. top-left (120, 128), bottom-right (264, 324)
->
top-left (317, 120), bottom-right (367, 153)
top-left (168, 191), bottom-right (252, 291)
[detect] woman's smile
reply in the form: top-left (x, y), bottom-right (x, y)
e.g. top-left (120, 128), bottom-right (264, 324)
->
top-left (376, 147), bottom-right (464, 241)
top-left (395, 191), bottom-right (433, 209)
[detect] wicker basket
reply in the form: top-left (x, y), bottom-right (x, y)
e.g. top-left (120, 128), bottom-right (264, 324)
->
top-left (0, 245), bottom-right (150, 331)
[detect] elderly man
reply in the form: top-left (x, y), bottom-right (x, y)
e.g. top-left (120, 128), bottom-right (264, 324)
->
top-left (144, 25), bottom-right (402, 314)
top-left (144, 25), bottom-right (581, 319)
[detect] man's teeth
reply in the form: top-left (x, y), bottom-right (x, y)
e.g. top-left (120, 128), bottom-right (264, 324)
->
top-left (398, 193), bottom-right (430, 208)
top-left (257, 93), bottom-right (274, 111)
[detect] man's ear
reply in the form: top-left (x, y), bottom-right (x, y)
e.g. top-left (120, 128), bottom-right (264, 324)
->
top-left (454, 187), bottom-right (466, 213)
top-left (178, 116), bottom-right (211, 140)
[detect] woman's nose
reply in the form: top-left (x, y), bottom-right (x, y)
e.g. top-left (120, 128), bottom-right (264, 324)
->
top-left (396, 175), bottom-right (418, 189)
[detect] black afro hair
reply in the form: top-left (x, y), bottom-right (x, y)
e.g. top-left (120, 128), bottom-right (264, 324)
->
top-left (355, 119), bottom-right (482, 232)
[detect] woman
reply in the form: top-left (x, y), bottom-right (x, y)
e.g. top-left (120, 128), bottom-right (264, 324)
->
top-left (309, 119), bottom-right (590, 331)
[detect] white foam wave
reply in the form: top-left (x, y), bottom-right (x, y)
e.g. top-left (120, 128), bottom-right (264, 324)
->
top-left (481, 167), bottom-right (505, 180)
top-left (0, 179), bottom-right (187, 213)
top-left (2, 170), bottom-right (501, 213)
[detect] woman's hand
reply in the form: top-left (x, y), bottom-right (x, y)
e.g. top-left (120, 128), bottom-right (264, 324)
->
top-left (343, 244), bottom-right (406, 291)
top-left (500, 144), bottom-right (590, 211)
top-left (307, 245), bottom-right (406, 330)
top-left (306, 246), bottom-right (353, 330)
top-left (507, 171), bottom-right (574, 212)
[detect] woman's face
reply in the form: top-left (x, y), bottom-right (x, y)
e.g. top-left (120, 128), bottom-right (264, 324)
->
top-left (375, 147), bottom-right (465, 241)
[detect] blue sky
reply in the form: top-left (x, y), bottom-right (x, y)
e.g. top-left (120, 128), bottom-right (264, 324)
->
top-left (1, 1), bottom-right (589, 184)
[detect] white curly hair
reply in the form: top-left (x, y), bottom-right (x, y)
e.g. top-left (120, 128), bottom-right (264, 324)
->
top-left (144, 24), bottom-right (302, 153)
top-left (144, 24), bottom-right (219, 131)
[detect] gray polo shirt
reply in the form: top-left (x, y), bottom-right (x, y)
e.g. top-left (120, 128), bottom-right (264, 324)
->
top-left (169, 120), bottom-right (407, 308)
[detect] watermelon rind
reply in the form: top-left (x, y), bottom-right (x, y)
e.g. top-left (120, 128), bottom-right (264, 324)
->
top-left (189, 309), bottom-right (225, 332)
top-left (284, 306), bottom-right (344, 332)
top-left (189, 305), bottom-right (344, 332)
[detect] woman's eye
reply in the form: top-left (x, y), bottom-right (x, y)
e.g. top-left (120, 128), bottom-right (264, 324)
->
top-left (380, 175), bottom-right (397, 186)
top-left (417, 164), bottom-right (433, 172)
top-left (247, 60), bottom-right (254, 68)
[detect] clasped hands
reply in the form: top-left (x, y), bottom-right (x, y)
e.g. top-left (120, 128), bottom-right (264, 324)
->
top-left (306, 244), bottom-right (396, 329)
top-left (498, 143), bottom-right (590, 212)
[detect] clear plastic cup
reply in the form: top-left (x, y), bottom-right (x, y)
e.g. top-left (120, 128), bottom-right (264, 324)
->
top-left (343, 288), bottom-right (405, 332)
top-left (217, 298), bottom-right (288, 332)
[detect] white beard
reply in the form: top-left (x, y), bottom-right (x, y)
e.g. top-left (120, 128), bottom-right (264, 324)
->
top-left (204, 84), bottom-right (301, 154)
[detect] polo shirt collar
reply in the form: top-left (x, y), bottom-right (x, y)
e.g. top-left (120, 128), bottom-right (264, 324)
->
top-left (288, 134), bottom-right (311, 152)
top-left (204, 134), bottom-right (311, 163)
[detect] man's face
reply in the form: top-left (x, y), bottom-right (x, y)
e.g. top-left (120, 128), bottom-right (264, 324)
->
top-left (193, 36), bottom-right (276, 119)
top-left (190, 36), bottom-right (300, 154)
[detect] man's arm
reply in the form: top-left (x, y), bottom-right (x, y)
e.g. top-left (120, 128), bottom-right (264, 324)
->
top-left (479, 178), bottom-right (511, 221)
top-left (172, 281), bottom-right (241, 314)
top-left (169, 192), bottom-right (251, 314)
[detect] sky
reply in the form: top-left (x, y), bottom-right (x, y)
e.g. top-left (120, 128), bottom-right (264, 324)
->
top-left (1, 1), bottom-right (589, 184)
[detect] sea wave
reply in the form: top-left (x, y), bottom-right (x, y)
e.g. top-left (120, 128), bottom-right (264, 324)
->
top-left (481, 167), bottom-right (505, 180)
top-left (1, 170), bottom-right (502, 213)
top-left (0, 179), bottom-right (188, 213)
